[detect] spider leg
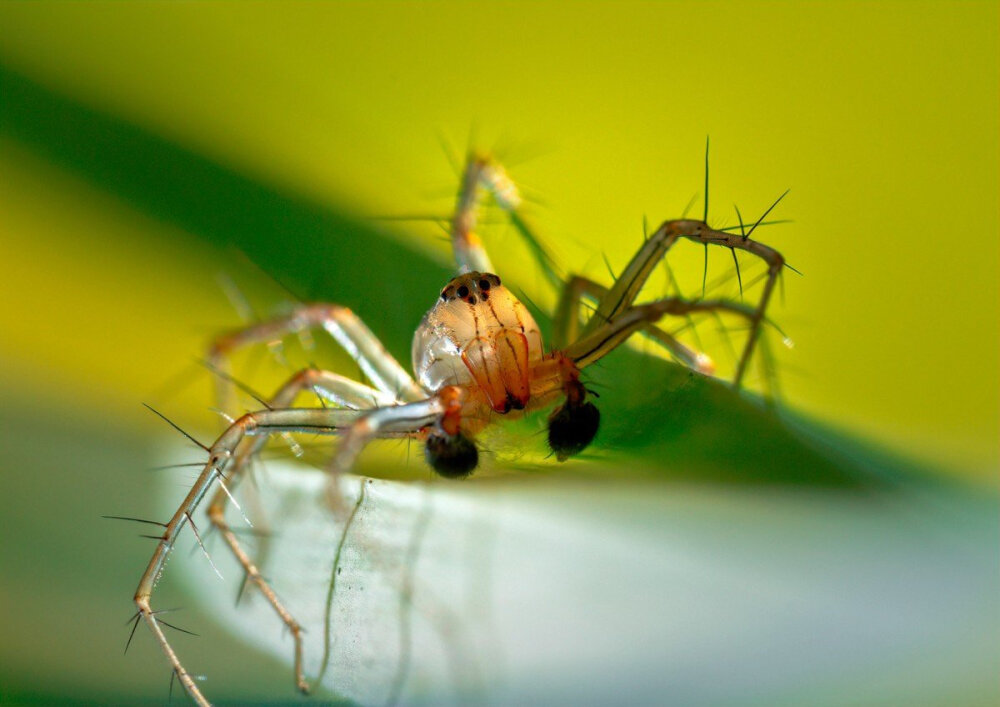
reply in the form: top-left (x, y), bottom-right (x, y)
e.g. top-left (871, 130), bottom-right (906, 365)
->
top-left (451, 154), bottom-right (496, 274)
top-left (135, 407), bottom-right (358, 706)
top-left (553, 275), bottom-right (714, 374)
top-left (451, 153), bottom-right (559, 285)
top-left (209, 303), bottom-right (425, 407)
top-left (330, 395), bottom-right (449, 476)
top-left (583, 220), bottom-right (786, 387)
top-left (566, 296), bottom-right (758, 370)
top-left (204, 367), bottom-right (391, 694)
top-left (136, 387), bottom-right (452, 707)
top-left (136, 401), bottom-right (443, 707)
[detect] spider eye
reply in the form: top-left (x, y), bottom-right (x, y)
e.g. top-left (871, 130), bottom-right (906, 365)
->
top-left (478, 279), bottom-right (491, 290)
top-left (425, 432), bottom-right (478, 478)
top-left (547, 401), bottom-right (600, 462)
top-left (457, 285), bottom-right (470, 298)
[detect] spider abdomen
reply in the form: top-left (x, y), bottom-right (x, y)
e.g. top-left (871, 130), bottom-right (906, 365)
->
top-left (413, 271), bottom-right (543, 413)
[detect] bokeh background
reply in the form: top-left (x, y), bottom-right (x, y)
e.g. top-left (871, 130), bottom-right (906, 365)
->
top-left (1, 2), bottom-right (997, 705)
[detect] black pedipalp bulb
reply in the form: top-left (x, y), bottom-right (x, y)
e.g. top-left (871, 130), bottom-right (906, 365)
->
top-left (425, 432), bottom-right (479, 478)
top-left (547, 401), bottom-right (600, 461)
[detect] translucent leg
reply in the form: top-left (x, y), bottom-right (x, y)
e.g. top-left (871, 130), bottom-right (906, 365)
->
top-left (209, 303), bottom-right (425, 405)
top-left (451, 153), bottom-right (559, 286)
top-left (583, 219), bottom-right (786, 387)
top-left (331, 395), bottom-right (450, 475)
top-left (451, 154), bottom-right (497, 274)
top-left (566, 296), bottom-right (758, 370)
top-left (204, 368), bottom-right (392, 694)
top-left (552, 275), bottom-right (714, 374)
top-left (134, 400), bottom-right (438, 707)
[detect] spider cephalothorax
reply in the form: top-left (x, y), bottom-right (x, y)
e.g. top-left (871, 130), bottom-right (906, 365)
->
top-left (134, 148), bottom-right (789, 707)
top-left (420, 270), bottom-right (603, 474)
top-left (414, 270), bottom-right (543, 415)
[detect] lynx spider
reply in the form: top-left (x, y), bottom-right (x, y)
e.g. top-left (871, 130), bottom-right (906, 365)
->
top-left (129, 146), bottom-right (789, 706)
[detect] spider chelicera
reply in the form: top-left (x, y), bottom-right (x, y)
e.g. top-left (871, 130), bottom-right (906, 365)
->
top-left (131, 149), bottom-right (788, 706)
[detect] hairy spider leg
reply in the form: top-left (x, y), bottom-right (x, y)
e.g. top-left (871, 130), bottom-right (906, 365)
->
top-left (583, 219), bottom-right (785, 387)
top-left (204, 367), bottom-right (393, 694)
top-left (453, 152), bottom-right (783, 385)
top-left (451, 154), bottom-right (496, 274)
top-left (331, 394), bottom-right (452, 476)
top-left (134, 398), bottom-right (446, 707)
top-left (451, 152), bottom-right (560, 286)
top-left (135, 407), bottom-right (353, 706)
top-left (566, 296), bottom-right (758, 369)
top-left (209, 303), bottom-right (425, 407)
top-left (553, 275), bottom-right (715, 374)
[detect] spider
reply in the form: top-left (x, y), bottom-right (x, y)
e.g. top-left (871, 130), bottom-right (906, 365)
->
top-left (130, 148), bottom-right (788, 706)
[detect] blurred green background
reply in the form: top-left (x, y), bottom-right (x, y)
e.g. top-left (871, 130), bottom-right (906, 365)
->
top-left (0, 2), bottom-right (997, 705)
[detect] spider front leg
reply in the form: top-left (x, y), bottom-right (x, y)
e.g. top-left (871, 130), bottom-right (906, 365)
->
top-left (566, 295), bottom-right (759, 369)
top-left (553, 275), bottom-right (715, 374)
top-left (135, 393), bottom-right (448, 707)
top-left (204, 367), bottom-right (392, 694)
top-left (537, 295), bottom-right (756, 460)
top-left (135, 406), bottom-right (358, 707)
top-left (209, 302), bottom-right (425, 407)
top-left (584, 220), bottom-right (786, 387)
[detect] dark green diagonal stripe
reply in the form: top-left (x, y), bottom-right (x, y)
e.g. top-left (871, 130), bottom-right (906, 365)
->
top-left (0, 62), bottom-right (451, 358)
